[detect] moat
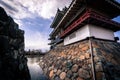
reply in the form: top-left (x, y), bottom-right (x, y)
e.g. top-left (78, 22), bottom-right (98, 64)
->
top-left (27, 56), bottom-right (48, 80)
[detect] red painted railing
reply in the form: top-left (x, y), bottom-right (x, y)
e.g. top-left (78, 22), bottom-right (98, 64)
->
top-left (60, 9), bottom-right (120, 38)
top-left (60, 10), bottom-right (91, 38)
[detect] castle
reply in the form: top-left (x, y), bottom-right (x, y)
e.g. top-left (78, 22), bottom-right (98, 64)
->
top-left (40, 0), bottom-right (120, 80)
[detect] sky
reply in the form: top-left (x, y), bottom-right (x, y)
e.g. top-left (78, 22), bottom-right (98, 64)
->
top-left (0, 0), bottom-right (120, 51)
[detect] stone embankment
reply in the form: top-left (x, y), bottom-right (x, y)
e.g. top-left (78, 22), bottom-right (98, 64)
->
top-left (0, 7), bottom-right (30, 80)
top-left (39, 39), bottom-right (120, 80)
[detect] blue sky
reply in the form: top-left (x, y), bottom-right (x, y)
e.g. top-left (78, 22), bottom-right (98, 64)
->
top-left (0, 0), bottom-right (120, 51)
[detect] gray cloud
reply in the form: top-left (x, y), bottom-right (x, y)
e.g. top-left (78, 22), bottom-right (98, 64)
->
top-left (0, 0), bottom-right (72, 19)
top-left (0, 0), bottom-right (18, 12)
top-left (0, 0), bottom-right (72, 50)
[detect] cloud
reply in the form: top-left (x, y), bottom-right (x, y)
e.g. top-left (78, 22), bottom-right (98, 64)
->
top-left (16, 0), bottom-right (72, 19)
top-left (17, 17), bottom-right (52, 51)
top-left (0, 0), bottom-right (33, 19)
top-left (25, 30), bottom-right (50, 51)
top-left (21, 25), bottom-right (50, 51)
top-left (39, 0), bottom-right (72, 19)
top-left (0, 0), bottom-right (18, 12)
top-left (0, 0), bottom-right (72, 19)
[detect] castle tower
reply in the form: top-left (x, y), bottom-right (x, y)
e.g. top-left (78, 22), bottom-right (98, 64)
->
top-left (40, 0), bottom-right (120, 80)
top-left (49, 0), bottom-right (120, 48)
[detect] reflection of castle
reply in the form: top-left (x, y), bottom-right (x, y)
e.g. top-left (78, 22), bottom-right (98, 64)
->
top-left (49, 0), bottom-right (120, 49)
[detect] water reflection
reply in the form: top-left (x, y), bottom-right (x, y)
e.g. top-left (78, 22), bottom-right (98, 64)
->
top-left (27, 56), bottom-right (48, 80)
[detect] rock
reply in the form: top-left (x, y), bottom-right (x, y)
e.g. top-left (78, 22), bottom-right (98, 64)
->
top-left (67, 55), bottom-right (72, 59)
top-left (59, 72), bottom-right (66, 80)
top-left (62, 67), bottom-right (67, 72)
top-left (54, 68), bottom-right (57, 73)
top-left (76, 77), bottom-right (84, 80)
top-left (49, 66), bottom-right (54, 71)
top-left (78, 68), bottom-right (90, 79)
top-left (56, 69), bottom-right (61, 75)
top-left (80, 55), bottom-right (85, 60)
top-left (82, 65), bottom-right (90, 70)
top-left (66, 60), bottom-right (73, 69)
top-left (44, 68), bottom-right (48, 74)
top-left (79, 44), bottom-right (84, 48)
top-left (65, 78), bottom-right (71, 80)
top-left (73, 73), bottom-right (79, 79)
top-left (85, 53), bottom-right (91, 59)
top-left (66, 70), bottom-right (72, 78)
top-left (0, 7), bottom-right (8, 22)
top-left (62, 61), bottom-right (67, 66)
top-left (49, 70), bottom-right (54, 78)
top-left (95, 62), bottom-right (103, 72)
top-left (54, 76), bottom-right (60, 80)
top-left (72, 59), bottom-right (77, 64)
top-left (19, 63), bottom-right (24, 70)
top-left (87, 59), bottom-right (91, 64)
top-left (96, 72), bottom-right (104, 80)
top-left (0, 7), bottom-right (30, 80)
top-left (81, 46), bottom-right (89, 51)
top-left (71, 64), bottom-right (79, 72)
top-left (56, 61), bottom-right (61, 68)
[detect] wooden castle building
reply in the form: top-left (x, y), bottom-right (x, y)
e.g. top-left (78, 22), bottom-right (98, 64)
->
top-left (49, 0), bottom-right (120, 49)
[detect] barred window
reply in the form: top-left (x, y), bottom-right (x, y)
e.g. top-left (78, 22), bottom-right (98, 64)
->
top-left (69, 32), bottom-right (76, 39)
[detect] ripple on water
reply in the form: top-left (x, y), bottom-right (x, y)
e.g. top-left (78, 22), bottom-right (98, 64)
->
top-left (27, 58), bottom-right (49, 80)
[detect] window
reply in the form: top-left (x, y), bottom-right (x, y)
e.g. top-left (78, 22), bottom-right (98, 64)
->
top-left (69, 32), bottom-right (76, 39)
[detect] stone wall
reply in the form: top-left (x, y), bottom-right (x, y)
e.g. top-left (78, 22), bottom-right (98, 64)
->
top-left (92, 39), bottom-right (120, 80)
top-left (39, 39), bottom-right (120, 80)
top-left (0, 7), bottom-right (30, 80)
top-left (40, 40), bottom-right (93, 80)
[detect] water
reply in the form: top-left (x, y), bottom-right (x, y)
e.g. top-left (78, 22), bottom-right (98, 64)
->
top-left (27, 56), bottom-right (48, 80)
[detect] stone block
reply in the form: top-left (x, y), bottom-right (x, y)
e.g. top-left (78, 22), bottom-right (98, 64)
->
top-left (65, 78), bottom-right (71, 80)
top-left (78, 68), bottom-right (90, 79)
top-left (66, 70), bottom-right (72, 78)
top-left (71, 64), bottom-right (79, 73)
top-left (81, 46), bottom-right (89, 51)
top-left (96, 72), bottom-right (104, 80)
top-left (95, 62), bottom-right (103, 72)
top-left (80, 55), bottom-right (85, 60)
top-left (59, 72), bottom-right (66, 80)
top-left (85, 53), bottom-right (91, 59)
top-left (54, 68), bottom-right (57, 73)
top-left (54, 76), bottom-right (60, 80)
top-left (76, 77), bottom-right (84, 80)
top-left (49, 70), bottom-right (54, 78)
top-left (56, 69), bottom-right (61, 75)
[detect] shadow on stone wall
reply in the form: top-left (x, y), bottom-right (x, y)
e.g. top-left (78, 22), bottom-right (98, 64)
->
top-left (0, 7), bottom-right (31, 80)
top-left (39, 39), bottom-right (120, 80)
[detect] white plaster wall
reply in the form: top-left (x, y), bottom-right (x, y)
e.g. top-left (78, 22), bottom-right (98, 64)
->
top-left (64, 25), bottom-right (90, 45)
top-left (89, 24), bottom-right (114, 40)
top-left (64, 24), bottom-right (114, 45)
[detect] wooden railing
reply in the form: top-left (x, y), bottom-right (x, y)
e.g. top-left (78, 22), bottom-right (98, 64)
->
top-left (60, 10), bottom-right (91, 38)
top-left (60, 9), bottom-right (120, 38)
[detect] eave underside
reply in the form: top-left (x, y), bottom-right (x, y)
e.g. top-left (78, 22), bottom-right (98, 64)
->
top-left (60, 10), bottom-right (120, 38)
top-left (86, 0), bottom-right (120, 18)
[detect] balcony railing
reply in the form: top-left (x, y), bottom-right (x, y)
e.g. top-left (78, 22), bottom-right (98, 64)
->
top-left (48, 36), bottom-right (63, 45)
top-left (60, 9), bottom-right (120, 38)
